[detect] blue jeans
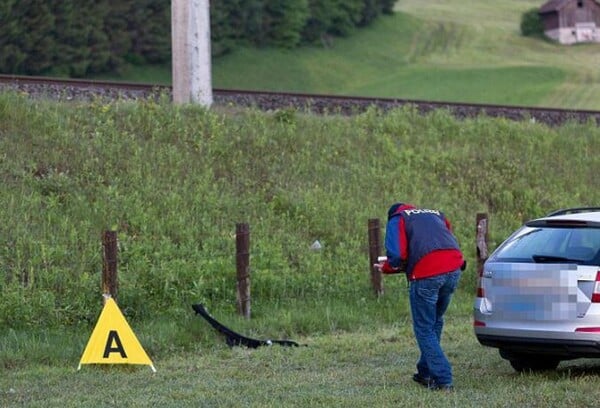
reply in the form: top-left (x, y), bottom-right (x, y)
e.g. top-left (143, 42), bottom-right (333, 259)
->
top-left (409, 269), bottom-right (461, 386)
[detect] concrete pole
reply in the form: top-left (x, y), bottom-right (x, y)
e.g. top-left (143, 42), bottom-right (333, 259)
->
top-left (172, 0), bottom-right (213, 106)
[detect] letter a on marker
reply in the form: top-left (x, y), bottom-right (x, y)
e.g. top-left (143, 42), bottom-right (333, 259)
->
top-left (78, 297), bottom-right (156, 372)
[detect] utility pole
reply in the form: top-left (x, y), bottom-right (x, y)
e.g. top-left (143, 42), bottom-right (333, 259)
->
top-left (171, 0), bottom-right (213, 106)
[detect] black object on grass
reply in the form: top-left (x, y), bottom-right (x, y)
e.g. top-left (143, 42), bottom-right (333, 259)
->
top-left (192, 303), bottom-right (303, 348)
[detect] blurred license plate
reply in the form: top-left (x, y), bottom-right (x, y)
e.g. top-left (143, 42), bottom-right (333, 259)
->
top-left (488, 263), bottom-right (577, 321)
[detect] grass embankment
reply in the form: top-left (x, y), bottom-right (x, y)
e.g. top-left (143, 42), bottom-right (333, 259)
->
top-left (100, 0), bottom-right (600, 109)
top-left (0, 91), bottom-right (599, 406)
top-left (7, 320), bottom-right (600, 407)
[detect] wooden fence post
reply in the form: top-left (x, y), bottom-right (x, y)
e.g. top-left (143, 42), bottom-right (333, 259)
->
top-left (236, 223), bottom-right (251, 319)
top-left (476, 213), bottom-right (489, 276)
top-left (368, 218), bottom-right (384, 296)
top-left (102, 230), bottom-right (118, 304)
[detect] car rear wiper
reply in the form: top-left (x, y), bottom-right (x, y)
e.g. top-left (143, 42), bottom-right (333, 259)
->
top-left (532, 254), bottom-right (582, 263)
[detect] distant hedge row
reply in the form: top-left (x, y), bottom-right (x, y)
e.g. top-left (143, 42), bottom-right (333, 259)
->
top-left (211, 0), bottom-right (396, 55)
top-left (0, 0), bottom-right (395, 77)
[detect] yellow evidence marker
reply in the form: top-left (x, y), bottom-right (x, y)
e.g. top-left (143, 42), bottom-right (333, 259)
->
top-left (78, 296), bottom-right (156, 372)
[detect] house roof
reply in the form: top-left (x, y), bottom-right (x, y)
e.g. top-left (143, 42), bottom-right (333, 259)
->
top-left (540, 0), bottom-right (573, 13)
top-left (540, 0), bottom-right (599, 13)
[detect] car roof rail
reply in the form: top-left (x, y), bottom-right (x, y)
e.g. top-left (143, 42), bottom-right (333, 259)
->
top-left (546, 207), bottom-right (600, 217)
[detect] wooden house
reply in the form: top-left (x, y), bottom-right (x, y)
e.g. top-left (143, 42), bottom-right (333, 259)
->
top-left (539, 0), bottom-right (600, 44)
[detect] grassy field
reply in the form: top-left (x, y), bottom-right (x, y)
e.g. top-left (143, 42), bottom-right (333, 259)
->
top-left (2, 1), bottom-right (600, 405)
top-left (100, 0), bottom-right (600, 109)
top-left (1, 87), bottom-right (599, 406)
top-left (395, 0), bottom-right (600, 109)
top-left (5, 318), bottom-right (600, 407)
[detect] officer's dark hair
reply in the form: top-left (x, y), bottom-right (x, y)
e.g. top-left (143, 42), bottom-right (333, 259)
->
top-left (387, 203), bottom-right (404, 220)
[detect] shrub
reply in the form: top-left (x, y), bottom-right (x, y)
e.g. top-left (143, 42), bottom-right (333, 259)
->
top-left (521, 8), bottom-right (544, 38)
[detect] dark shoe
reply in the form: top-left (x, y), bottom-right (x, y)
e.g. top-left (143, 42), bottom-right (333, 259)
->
top-left (412, 373), bottom-right (431, 388)
top-left (428, 383), bottom-right (454, 392)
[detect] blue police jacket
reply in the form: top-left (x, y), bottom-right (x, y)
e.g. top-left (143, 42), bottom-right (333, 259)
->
top-left (385, 205), bottom-right (461, 278)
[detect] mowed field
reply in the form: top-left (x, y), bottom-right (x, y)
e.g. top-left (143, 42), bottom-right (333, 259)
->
top-left (207, 0), bottom-right (600, 109)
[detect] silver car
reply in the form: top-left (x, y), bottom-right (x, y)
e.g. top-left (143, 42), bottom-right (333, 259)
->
top-left (473, 207), bottom-right (600, 372)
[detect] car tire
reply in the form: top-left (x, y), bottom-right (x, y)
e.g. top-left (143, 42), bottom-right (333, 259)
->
top-left (499, 350), bottom-right (560, 372)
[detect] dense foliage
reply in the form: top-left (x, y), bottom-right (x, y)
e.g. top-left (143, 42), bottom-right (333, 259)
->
top-left (0, 0), bottom-right (395, 75)
top-left (1, 92), bottom-right (598, 330)
top-left (211, 0), bottom-right (395, 54)
top-left (520, 7), bottom-right (544, 38)
top-left (0, 0), bottom-right (171, 76)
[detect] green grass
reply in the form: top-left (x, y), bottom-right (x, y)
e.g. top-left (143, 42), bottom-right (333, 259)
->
top-left (4, 318), bottom-right (600, 407)
top-left (0, 88), bottom-right (599, 405)
top-left (98, 0), bottom-right (600, 109)
top-left (349, 65), bottom-right (565, 105)
top-left (4, 0), bottom-right (600, 396)
top-left (1, 91), bottom-right (598, 329)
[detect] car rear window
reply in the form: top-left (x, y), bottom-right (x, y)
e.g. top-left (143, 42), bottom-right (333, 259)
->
top-left (490, 226), bottom-right (600, 265)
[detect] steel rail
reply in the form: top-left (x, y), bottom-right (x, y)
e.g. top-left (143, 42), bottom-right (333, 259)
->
top-left (1, 74), bottom-right (599, 126)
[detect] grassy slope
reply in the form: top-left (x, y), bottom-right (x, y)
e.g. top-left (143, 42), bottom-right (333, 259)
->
top-left (103, 1), bottom-right (600, 108)
top-left (1, 93), bottom-right (598, 330)
top-left (395, 0), bottom-right (600, 109)
top-left (209, 0), bottom-right (600, 108)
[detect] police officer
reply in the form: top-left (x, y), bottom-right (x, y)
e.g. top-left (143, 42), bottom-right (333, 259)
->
top-left (374, 202), bottom-right (465, 391)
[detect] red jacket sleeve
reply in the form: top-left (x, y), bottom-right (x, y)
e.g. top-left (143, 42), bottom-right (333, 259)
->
top-left (381, 261), bottom-right (401, 274)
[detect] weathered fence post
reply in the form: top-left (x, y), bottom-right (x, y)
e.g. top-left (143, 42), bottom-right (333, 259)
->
top-left (236, 223), bottom-right (251, 319)
top-left (476, 213), bottom-right (489, 276)
top-left (368, 218), bottom-right (384, 296)
top-left (102, 230), bottom-right (118, 304)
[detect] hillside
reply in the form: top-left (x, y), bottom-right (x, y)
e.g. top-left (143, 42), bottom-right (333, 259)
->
top-left (1, 92), bottom-right (598, 331)
top-left (208, 0), bottom-right (600, 109)
top-left (94, 1), bottom-right (600, 109)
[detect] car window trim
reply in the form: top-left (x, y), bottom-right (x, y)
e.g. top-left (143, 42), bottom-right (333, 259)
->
top-left (526, 220), bottom-right (600, 228)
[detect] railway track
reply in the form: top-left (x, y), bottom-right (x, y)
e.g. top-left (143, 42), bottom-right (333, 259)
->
top-left (1, 74), bottom-right (599, 127)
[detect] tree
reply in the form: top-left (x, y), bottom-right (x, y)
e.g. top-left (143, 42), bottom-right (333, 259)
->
top-left (379, 0), bottom-right (395, 15)
top-left (104, 0), bottom-right (134, 71)
top-left (127, 0), bottom-right (171, 64)
top-left (20, 0), bottom-right (55, 74)
top-left (242, 0), bottom-right (268, 46)
top-left (211, 1), bottom-right (239, 56)
top-left (0, 0), bottom-right (27, 73)
top-left (327, 0), bottom-right (363, 37)
top-left (359, 0), bottom-right (380, 27)
top-left (49, 0), bottom-right (110, 77)
top-left (264, 0), bottom-right (309, 48)
top-left (82, 0), bottom-right (112, 74)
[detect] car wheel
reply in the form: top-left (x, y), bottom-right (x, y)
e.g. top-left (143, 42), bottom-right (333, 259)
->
top-left (499, 350), bottom-right (560, 372)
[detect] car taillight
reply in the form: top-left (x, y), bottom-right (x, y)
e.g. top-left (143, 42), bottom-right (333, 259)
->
top-left (592, 270), bottom-right (600, 303)
top-left (575, 327), bottom-right (600, 332)
top-left (473, 320), bottom-right (486, 327)
top-left (476, 268), bottom-right (484, 298)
